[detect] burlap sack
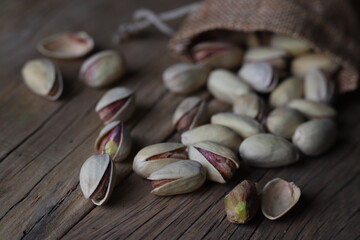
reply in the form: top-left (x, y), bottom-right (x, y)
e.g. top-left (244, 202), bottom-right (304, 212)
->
top-left (169, 0), bottom-right (360, 93)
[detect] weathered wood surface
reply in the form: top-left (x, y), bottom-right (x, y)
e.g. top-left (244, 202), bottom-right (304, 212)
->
top-left (0, 0), bottom-right (359, 239)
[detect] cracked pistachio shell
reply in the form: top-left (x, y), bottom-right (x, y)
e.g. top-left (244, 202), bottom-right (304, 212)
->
top-left (244, 47), bottom-right (288, 70)
top-left (148, 160), bottom-right (206, 196)
top-left (291, 53), bottom-right (339, 77)
top-left (95, 121), bottom-right (132, 162)
top-left (181, 124), bottom-right (243, 151)
top-left (265, 108), bottom-right (305, 139)
top-left (172, 96), bottom-right (207, 132)
top-left (262, 178), bottom-right (301, 220)
top-left (232, 93), bottom-right (267, 121)
top-left (269, 77), bottom-right (303, 108)
top-left (292, 119), bottom-right (337, 156)
top-left (207, 69), bottom-right (252, 104)
top-left (133, 142), bottom-right (187, 178)
top-left (270, 34), bottom-right (311, 56)
top-left (239, 134), bottom-right (299, 168)
top-left (95, 87), bottom-right (135, 124)
top-left (189, 141), bottom-right (240, 183)
top-left (21, 58), bottom-right (63, 101)
top-left (79, 154), bottom-right (116, 206)
top-left (304, 69), bottom-right (335, 104)
top-left (287, 99), bottom-right (336, 119)
top-left (211, 112), bottom-right (264, 138)
top-left (163, 63), bottom-right (210, 94)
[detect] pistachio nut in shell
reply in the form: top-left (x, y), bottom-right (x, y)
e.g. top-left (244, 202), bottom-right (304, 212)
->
top-left (79, 154), bottom-right (116, 206)
top-left (269, 77), bottom-right (303, 108)
top-left (95, 87), bottom-right (135, 124)
top-left (188, 141), bottom-right (240, 183)
top-left (265, 108), bottom-right (305, 139)
top-left (133, 142), bottom-right (187, 178)
top-left (162, 63), bottom-right (209, 94)
top-left (181, 124), bottom-right (243, 151)
top-left (80, 50), bottom-right (126, 88)
top-left (21, 58), bottom-right (63, 101)
top-left (173, 96), bottom-right (207, 132)
top-left (262, 178), bottom-right (301, 220)
top-left (232, 93), bottom-right (267, 121)
top-left (224, 180), bottom-right (260, 224)
top-left (292, 119), bottom-right (337, 156)
top-left (207, 69), bottom-right (252, 104)
top-left (287, 99), bottom-right (336, 119)
top-left (244, 47), bottom-right (288, 70)
top-left (95, 121), bottom-right (132, 162)
top-left (304, 68), bottom-right (335, 104)
top-left (211, 112), bottom-right (264, 138)
top-left (291, 53), bottom-right (339, 77)
top-left (270, 34), bottom-right (311, 56)
top-left (148, 160), bottom-right (206, 196)
top-left (239, 134), bottom-right (299, 168)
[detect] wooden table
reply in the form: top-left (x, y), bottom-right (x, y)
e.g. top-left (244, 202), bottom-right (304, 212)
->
top-left (1, 0), bottom-right (359, 239)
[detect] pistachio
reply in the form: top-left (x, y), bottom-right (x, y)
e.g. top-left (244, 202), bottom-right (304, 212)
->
top-left (163, 63), bottom-right (210, 94)
top-left (133, 142), bottom-right (187, 178)
top-left (21, 58), bottom-right (63, 101)
top-left (192, 42), bottom-right (243, 70)
top-left (224, 180), bottom-right (260, 224)
top-left (80, 50), bottom-right (126, 88)
top-left (265, 108), bottom-right (305, 139)
top-left (148, 160), bottom-right (206, 196)
top-left (211, 112), bottom-right (264, 138)
top-left (238, 62), bottom-right (279, 93)
top-left (239, 134), bottom-right (299, 168)
top-left (287, 99), bottom-right (336, 119)
top-left (292, 119), bottom-right (337, 156)
top-left (173, 96), bottom-right (207, 132)
top-left (244, 47), bottom-right (288, 70)
top-left (95, 87), bottom-right (135, 124)
top-left (207, 69), bottom-right (252, 104)
top-left (181, 124), bottom-right (243, 151)
top-left (291, 53), bottom-right (339, 77)
top-left (270, 34), bottom-right (311, 56)
top-left (79, 154), bottom-right (116, 206)
top-left (232, 93), bottom-right (267, 121)
top-left (269, 77), bottom-right (303, 108)
top-left (95, 121), bottom-right (131, 162)
top-left (304, 68), bottom-right (335, 104)
top-left (188, 141), bottom-right (240, 183)
top-left (262, 178), bottom-right (301, 220)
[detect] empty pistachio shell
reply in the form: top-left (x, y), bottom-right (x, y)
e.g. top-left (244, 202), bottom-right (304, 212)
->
top-left (79, 154), bottom-right (116, 206)
top-left (173, 96), bottom-right (207, 132)
top-left (148, 160), bottom-right (206, 196)
top-left (95, 87), bottom-right (135, 124)
top-left (292, 119), bottom-right (337, 156)
top-left (21, 58), bottom-right (63, 101)
top-left (37, 32), bottom-right (94, 59)
top-left (95, 121), bottom-right (132, 162)
top-left (133, 142), bottom-right (187, 178)
top-left (181, 124), bottom-right (243, 151)
top-left (270, 34), bottom-right (311, 56)
top-left (239, 134), bottom-right (299, 168)
top-left (80, 50), bottom-right (126, 88)
top-left (262, 178), bottom-right (301, 220)
top-left (269, 77), bottom-right (303, 108)
top-left (304, 69), bottom-right (335, 104)
top-left (244, 47), bottom-right (288, 70)
top-left (188, 141), bottom-right (240, 183)
top-left (287, 99), bottom-right (336, 119)
top-left (291, 53), bottom-right (339, 77)
top-left (232, 93), bottom-right (267, 121)
top-left (225, 180), bottom-right (260, 224)
top-left (211, 112), bottom-right (264, 138)
top-left (163, 63), bottom-right (210, 94)
top-left (238, 62), bottom-right (279, 93)
top-left (265, 108), bottom-right (305, 139)
top-left (207, 69), bottom-right (252, 104)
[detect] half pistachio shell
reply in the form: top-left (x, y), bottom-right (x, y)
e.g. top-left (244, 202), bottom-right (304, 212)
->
top-left (79, 154), bottom-right (116, 206)
top-left (291, 53), bottom-right (339, 77)
top-left (95, 87), bottom-right (135, 124)
top-left (21, 58), bottom-right (63, 101)
top-left (95, 121), bottom-right (132, 162)
top-left (270, 34), bottom-right (311, 56)
top-left (133, 142), bottom-right (187, 178)
top-left (232, 93), bottom-right (267, 121)
top-left (304, 68), bottom-right (335, 104)
top-left (188, 141), bottom-right (240, 183)
top-left (269, 77), bottom-right (303, 108)
top-left (148, 160), bottom-right (206, 196)
top-left (262, 178), bottom-right (301, 220)
top-left (287, 99), bottom-right (336, 119)
top-left (37, 32), bottom-right (94, 59)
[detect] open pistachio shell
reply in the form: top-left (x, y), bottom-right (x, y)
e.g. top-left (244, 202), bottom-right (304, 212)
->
top-left (269, 77), bottom-right (303, 108)
top-left (37, 32), bottom-right (94, 59)
top-left (304, 69), bottom-right (335, 104)
top-left (270, 34), bottom-right (311, 56)
top-left (21, 58), bottom-right (63, 101)
top-left (232, 93), bottom-right (268, 121)
top-left (287, 99), bottom-right (336, 119)
top-left (291, 53), bottom-right (339, 77)
top-left (148, 160), bottom-right (206, 196)
top-left (262, 178), bottom-right (301, 220)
